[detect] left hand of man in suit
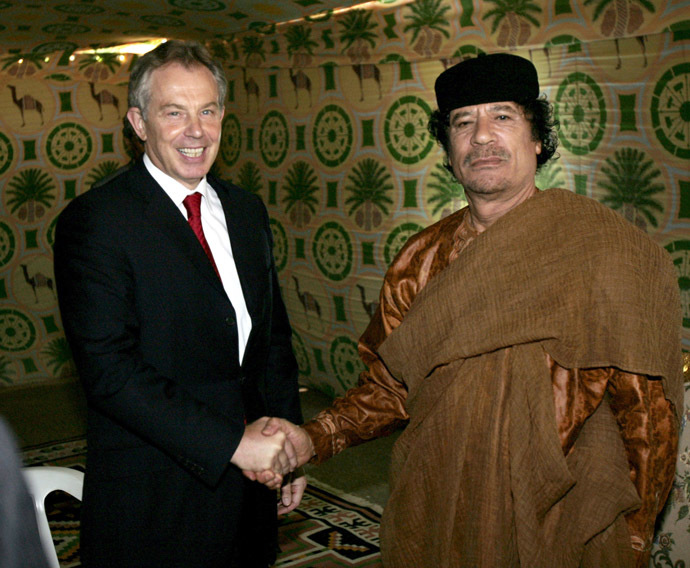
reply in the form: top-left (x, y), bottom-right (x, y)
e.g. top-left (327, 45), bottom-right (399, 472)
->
top-left (242, 417), bottom-right (312, 512)
top-left (278, 469), bottom-right (307, 515)
top-left (243, 465), bottom-right (307, 514)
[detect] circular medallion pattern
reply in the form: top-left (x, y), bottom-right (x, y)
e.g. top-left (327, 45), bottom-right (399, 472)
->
top-left (312, 221), bottom-right (353, 282)
top-left (259, 110), bottom-right (289, 168)
top-left (46, 216), bottom-right (59, 248)
top-left (221, 113), bottom-right (241, 167)
top-left (42, 23), bottom-right (90, 35)
top-left (170, 0), bottom-right (226, 10)
top-left (291, 330), bottom-right (311, 377)
top-left (0, 131), bottom-right (14, 175)
top-left (384, 222), bottom-right (425, 265)
top-left (384, 95), bottom-right (434, 164)
top-left (313, 104), bottom-right (353, 167)
top-left (665, 239), bottom-right (690, 329)
top-left (54, 4), bottom-right (105, 15)
top-left (651, 62), bottom-right (690, 159)
top-left (46, 123), bottom-right (93, 170)
top-left (0, 309), bottom-right (36, 352)
top-left (32, 41), bottom-right (78, 55)
top-left (141, 15), bottom-right (185, 26)
top-left (269, 218), bottom-right (288, 272)
top-left (555, 72), bottom-right (606, 156)
top-left (330, 335), bottom-right (365, 391)
top-left (0, 221), bottom-right (16, 267)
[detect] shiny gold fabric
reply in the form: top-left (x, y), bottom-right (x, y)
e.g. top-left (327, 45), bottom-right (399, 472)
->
top-left (303, 188), bottom-right (682, 567)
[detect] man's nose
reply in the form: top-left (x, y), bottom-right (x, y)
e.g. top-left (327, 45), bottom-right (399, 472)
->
top-left (185, 115), bottom-right (203, 137)
top-left (470, 116), bottom-right (494, 145)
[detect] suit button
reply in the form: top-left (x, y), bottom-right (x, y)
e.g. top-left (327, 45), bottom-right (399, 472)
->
top-left (225, 315), bottom-right (236, 326)
top-left (238, 374), bottom-right (246, 384)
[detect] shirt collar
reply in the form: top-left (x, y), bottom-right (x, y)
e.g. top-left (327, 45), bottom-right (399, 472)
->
top-left (143, 153), bottom-right (208, 207)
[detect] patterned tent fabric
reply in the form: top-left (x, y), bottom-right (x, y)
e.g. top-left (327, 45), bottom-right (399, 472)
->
top-left (0, 0), bottom-right (689, 564)
top-left (0, 0), bottom-right (372, 51)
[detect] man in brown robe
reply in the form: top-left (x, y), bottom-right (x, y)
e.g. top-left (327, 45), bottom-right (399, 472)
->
top-left (258, 53), bottom-right (683, 567)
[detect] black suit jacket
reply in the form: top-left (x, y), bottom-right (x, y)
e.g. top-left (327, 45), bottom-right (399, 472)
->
top-left (54, 159), bottom-right (301, 567)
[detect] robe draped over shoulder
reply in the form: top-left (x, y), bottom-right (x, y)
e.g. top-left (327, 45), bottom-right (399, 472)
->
top-left (305, 188), bottom-right (682, 567)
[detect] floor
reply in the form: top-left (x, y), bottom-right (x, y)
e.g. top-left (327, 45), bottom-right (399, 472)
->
top-left (300, 387), bottom-right (399, 508)
top-left (0, 379), bottom-right (399, 508)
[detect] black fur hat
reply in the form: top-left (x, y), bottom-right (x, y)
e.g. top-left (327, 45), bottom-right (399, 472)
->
top-left (434, 53), bottom-right (539, 114)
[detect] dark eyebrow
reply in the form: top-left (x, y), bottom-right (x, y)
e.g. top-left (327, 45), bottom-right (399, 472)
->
top-left (488, 103), bottom-right (520, 114)
top-left (450, 109), bottom-right (474, 122)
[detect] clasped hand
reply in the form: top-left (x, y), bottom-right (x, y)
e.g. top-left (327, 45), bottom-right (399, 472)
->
top-left (233, 417), bottom-right (315, 514)
top-left (231, 417), bottom-right (296, 476)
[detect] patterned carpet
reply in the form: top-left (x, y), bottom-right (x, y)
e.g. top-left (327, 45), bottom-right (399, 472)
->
top-left (21, 439), bottom-right (383, 567)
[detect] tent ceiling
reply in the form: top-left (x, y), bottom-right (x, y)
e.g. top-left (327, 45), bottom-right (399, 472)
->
top-left (0, 0), bottom-right (372, 54)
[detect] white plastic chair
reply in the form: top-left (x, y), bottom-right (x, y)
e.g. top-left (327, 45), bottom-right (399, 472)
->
top-left (22, 466), bottom-right (84, 568)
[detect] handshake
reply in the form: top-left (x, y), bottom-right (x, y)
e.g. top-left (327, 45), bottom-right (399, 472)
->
top-left (230, 417), bottom-right (315, 514)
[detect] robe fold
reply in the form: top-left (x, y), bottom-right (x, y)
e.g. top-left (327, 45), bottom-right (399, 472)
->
top-left (377, 188), bottom-right (682, 567)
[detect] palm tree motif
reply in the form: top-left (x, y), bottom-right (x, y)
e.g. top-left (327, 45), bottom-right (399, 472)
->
top-left (1, 52), bottom-right (44, 78)
top-left (345, 158), bottom-right (394, 230)
top-left (86, 160), bottom-right (123, 188)
top-left (285, 24), bottom-right (317, 108)
top-left (583, 0), bottom-right (654, 68)
top-left (6, 168), bottom-right (56, 223)
top-left (241, 35), bottom-right (266, 68)
top-left (208, 41), bottom-right (232, 64)
top-left (282, 161), bottom-right (319, 228)
top-left (427, 163), bottom-right (466, 218)
top-left (237, 161), bottom-right (263, 195)
top-left (338, 9), bottom-right (382, 101)
top-left (78, 52), bottom-right (122, 80)
top-left (42, 337), bottom-right (75, 378)
top-left (0, 355), bottom-right (15, 384)
top-left (598, 147), bottom-right (664, 231)
top-left (483, 0), bottom-right (542, 48)
top-left (339, 9), bottom-right (377, 59)
top-left (285, 23), bottom-right (319, 68)
top-left (403, 0), bottom-right (451, 57)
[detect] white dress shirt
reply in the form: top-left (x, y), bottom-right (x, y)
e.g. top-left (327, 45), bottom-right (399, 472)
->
top-left (144, 154), bottom-right (252, 363)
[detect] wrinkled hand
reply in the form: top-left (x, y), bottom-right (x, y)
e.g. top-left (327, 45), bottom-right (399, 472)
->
top-left (261, 418), bottom-right (315, 468)
top-left (278, 468), bottom-right (307, 515)
top-left (231, 417), bottom-right (296, 481)
top-left (242, 418), bottom-right (315, 489)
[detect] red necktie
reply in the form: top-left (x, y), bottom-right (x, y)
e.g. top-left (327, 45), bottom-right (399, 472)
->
top-left (183, 192), bottom-right (221, 280)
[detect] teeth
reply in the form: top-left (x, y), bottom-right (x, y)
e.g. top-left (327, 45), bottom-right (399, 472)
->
top-left (179, 148), bottom-right (203, 158)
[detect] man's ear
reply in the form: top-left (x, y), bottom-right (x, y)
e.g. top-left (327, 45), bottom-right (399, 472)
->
top-left (126, 107), bottom-right (147, 142)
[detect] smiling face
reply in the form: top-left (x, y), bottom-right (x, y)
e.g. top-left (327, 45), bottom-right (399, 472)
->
top-left (126, 62), bottom-right (224, 189)
top-left (447, 101), bottom-right (542, 201)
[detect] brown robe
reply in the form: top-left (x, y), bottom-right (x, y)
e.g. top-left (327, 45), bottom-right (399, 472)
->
top-left (304, 188), bottom-right (682, 567)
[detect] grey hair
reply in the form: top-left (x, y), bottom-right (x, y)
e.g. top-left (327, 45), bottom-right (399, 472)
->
top-left (127, 40), bottom-right (227, 119)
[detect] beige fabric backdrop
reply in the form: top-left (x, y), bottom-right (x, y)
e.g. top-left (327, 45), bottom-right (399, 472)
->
top-left (0, 0), bottom-right (688, 563)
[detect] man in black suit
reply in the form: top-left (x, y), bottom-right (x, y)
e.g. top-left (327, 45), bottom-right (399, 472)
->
top-left (54, 40), bottom-right (304, 568)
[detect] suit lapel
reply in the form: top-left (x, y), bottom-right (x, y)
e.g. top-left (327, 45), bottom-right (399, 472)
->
top-left (134, 162), bottom-right (227, 297)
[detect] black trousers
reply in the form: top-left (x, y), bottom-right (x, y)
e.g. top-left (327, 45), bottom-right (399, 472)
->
top-left (81, 466), bottom-right (277, 568)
